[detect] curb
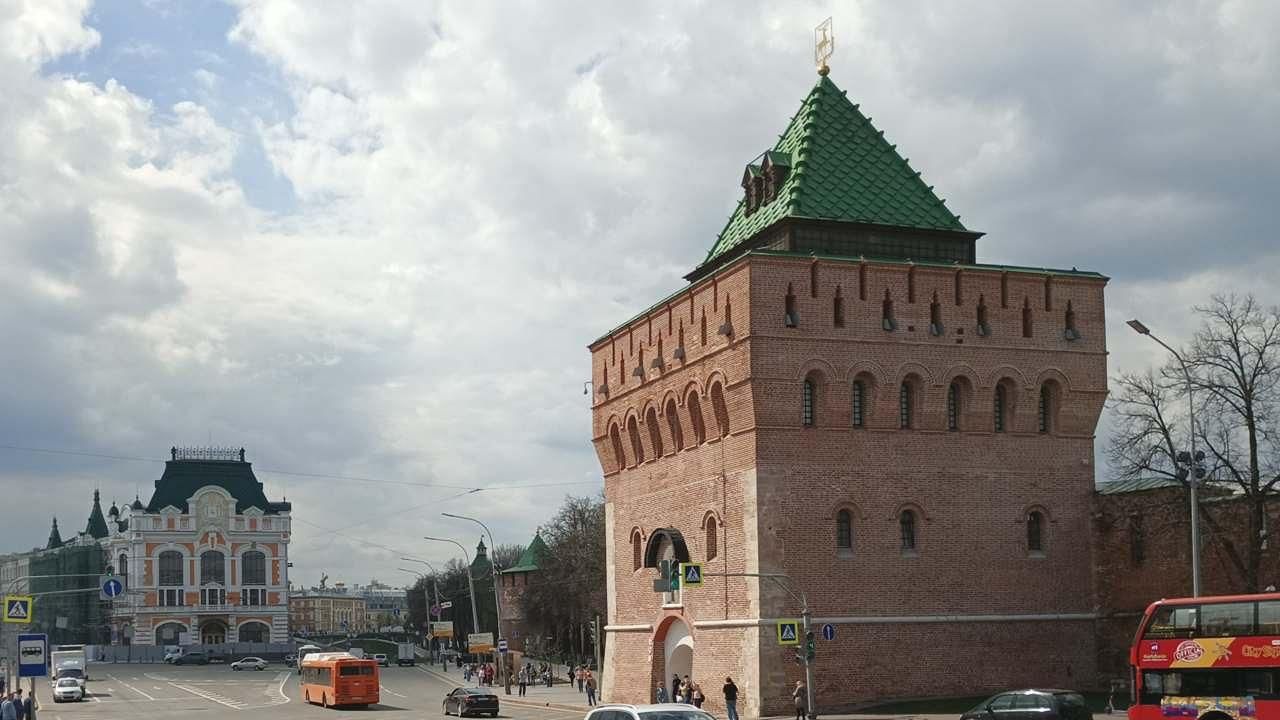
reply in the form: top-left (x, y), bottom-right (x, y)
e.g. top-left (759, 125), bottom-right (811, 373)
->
top-left (503, 697), bottom-right (589, 713)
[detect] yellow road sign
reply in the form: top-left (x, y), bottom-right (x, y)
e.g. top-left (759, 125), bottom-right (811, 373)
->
top-left (776, 619), bottom-right (800, 646)
top-left (3, 595), bottom-right (33, 624)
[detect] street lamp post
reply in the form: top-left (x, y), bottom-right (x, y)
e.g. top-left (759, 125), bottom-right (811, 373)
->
top-left (1128, 318), bottom-right (1203, 596)
top-left (423, 537), bottom-right (481, 635)
top-left (398, 563), bottom-right (442, 662)
top-left (442, 512), bottom-right (508, 693)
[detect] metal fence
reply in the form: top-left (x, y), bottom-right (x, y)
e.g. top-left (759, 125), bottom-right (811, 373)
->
top-left (92, 642), bottom-right (297, 663)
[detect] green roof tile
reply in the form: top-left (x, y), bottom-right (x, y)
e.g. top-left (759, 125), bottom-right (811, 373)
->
top-left (698, 75), bottom-right (967, 272)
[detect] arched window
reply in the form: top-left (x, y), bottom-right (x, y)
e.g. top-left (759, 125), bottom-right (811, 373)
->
top-left (242, 550), bottom-right (266, 586)
top-left (200, 550), bottom-right (225, 586)
top-left (994, 385), bottom-right (1007, 433)
top-left (664, 400), bottom-right (684, 450)
top-left (155, 622), bottom-right (185, 645)
top-left (646, 407), bottom-right (664, 458)
top-left (627, 416), bottom-right (645, 465)
top-left (835, 509), bottom-right (852, 551)
top-left (802, 379), bottom-right (815, 427)
top-left (1039, 384), bottom-right (1054, 433)
top-left (608, 423), bottom-right (625, 470)
top-left (899, 382), bottom-right (913, 429)
top-left (687, 391), bottom-right (707, 445)
top-left (159, 550), bottom-right (183, 586)
top-left (947, 382), bottom-right (960, 431)
top-left (237, 621), bottom-right (268, 643)
top-left (631, 530), bottom-right (643, 571)
top-left (118, 553), bottom-right (129, 588)
top-left (851, 381), bottom-right (866, 428)
top-left (705, 516), bottom-right (718, 561)
top-left (1027, 511), bottom-right (1045, 553)
top-left (710, 383), bottom-right (730, 438)
top-left (899, 510), bottom-right (918, 552)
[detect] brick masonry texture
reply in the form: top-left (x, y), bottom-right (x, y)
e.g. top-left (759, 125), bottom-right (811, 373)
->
top-left (590, 254), bottom-right (1109, 713)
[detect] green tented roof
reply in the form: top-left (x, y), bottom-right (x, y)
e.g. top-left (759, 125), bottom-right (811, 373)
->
top-left (85, 490), bottom-right (110, 539)
top-left (503, 533), bottom-right (549, 574)
top-left (699, 75), bottom-right (967, 271)
top-left (146, 460), bottom-right (290, 515)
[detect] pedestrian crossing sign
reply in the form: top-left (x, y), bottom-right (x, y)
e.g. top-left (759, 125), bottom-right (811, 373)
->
top-left (679, 562), bottom-right (704, 588)
top-left (777, 619), bottom-right (800, 646)
top-left (3, 595), bottom-right (33, 624)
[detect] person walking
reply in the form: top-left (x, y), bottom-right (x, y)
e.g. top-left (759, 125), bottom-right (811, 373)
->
top-left (577, 666), bottom-right (586, 693)
top-left (585, 672), bottom-right (598, 707)
top-left (671, 674), bottom-right (680, 704)
top-left (19, 692), bottom-right (32, 720)
top-left (11, 691), bottom-right (23, 720)
top-left (792, 680), bottom-right (808, 720)
top-left (517, 666), bottom-right (528, 697)
top-left (0, 694), bottom-right (15, 720)
top-left (723, 677), bottom-right (740, 720)
top-left (691, 683), bottom-right (705, 709)
top-left (655, 683), bottom-right (669, 704)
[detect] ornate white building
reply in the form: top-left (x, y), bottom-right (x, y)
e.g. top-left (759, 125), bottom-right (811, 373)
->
top-left (104, 447), bottom-right (292, 646)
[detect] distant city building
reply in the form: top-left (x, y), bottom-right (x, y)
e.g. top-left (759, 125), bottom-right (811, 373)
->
top-left (289, 591), bottom-right (367, 634)
top-left (102, 447), bottom-right (292, 646)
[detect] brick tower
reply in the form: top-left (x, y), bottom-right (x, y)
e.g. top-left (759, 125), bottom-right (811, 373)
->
top-left (589, 72), bottom-right (1108, 714)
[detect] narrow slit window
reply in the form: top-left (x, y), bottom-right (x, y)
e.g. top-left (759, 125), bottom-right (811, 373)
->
top-left (1022, 299), bottom-right (1033, 338)
top-left (907, 267), bottom-right (916, 303)
top-left (851, 381), bottom-right (865, 428)
top-left (859, 264), bottom-right (867, 300)
top-left (836, 510), bottom-right (852, 550)
top-left (1027, 511), bottom-right (1044, 553)
top-left (954, 270), bottom-right (963, 305)
top-left (810, 263), bottom-right (819, 297)
top-left (882, 290), bottom-right (895, 331)
top-left (706, 516), bottom-right (719, 561)
top-left (785, 284), bottom-right (798, 327)
top-left (947, 383), bottom-right (960, 431)
top-left (665, 399), bottom-right (684, 450)
top-left (900, 510), bottom-right (917, 551)
top-left (994, 385), bottom-right (1007, 433)
top-left (977, 295), bottom-right (990, 335)
top-left (899, 382), bottom-right (912, 429)
top-left (833, 287), bottom-right (845, 328)
top-left (802, 379), bottom-right (815, 427)
top-left (1038, 385), bottom-right (1052, 433)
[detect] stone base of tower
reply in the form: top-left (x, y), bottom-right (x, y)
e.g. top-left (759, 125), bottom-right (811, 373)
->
top-left (605, 616), bottom-right (1097, 715)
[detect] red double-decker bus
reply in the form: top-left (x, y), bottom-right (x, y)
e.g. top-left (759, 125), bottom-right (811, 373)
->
top-left (1130, 593), bottom-right (1280, 720)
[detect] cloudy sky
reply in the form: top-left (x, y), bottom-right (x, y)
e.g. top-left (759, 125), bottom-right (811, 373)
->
top-left (2, 0), bottom-right (1278, 587)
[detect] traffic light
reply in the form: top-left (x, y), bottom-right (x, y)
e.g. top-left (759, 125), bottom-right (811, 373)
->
top-left (669, 568), bottom-right (680, 592)
top-left (805, 631), bottom-right (816, 660)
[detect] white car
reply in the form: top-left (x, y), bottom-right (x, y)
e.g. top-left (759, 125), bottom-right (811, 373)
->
top-left (230, 656), bottom-right (269, 671)
top-left (52, 677), bottom-right (85, 702)
top-left (373, 653), bottom-right (390, 667)
top-left (586, 705), bottom-right (716, 720)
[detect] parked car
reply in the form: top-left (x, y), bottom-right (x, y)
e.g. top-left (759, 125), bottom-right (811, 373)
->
top-left (586, 704), bottom-right (715, 720)
top-left (230, 657), bottom-right (269, 671)
top-left (442, 687), bottom-right (500, 717)
top-left (52, 677), bottom-right (85, 703)
top-left (163, 649), bottom-right (183, 663)
top-left (961, 689), bottom-right (1093, 720)
top-left (172, 651), bottom-right (209, 666)
top-left (373, 653), bottom-right (390, 667)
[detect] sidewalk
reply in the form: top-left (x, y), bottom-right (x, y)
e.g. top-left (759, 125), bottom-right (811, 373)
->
top-left (417, 665), bottom-right (596, 713)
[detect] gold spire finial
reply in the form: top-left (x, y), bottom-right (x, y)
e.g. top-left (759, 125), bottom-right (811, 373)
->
top-left (814, 17), bottom-right (834, 76)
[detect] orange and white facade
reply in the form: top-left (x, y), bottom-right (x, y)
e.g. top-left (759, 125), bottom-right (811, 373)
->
top-left (105, 447), bottom-right (292, 646)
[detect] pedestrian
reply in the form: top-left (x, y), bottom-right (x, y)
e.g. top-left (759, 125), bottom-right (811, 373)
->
top-left (11, 691), bottom-right (22, 720)
top-left (723, 677), bottom-right (740, 720)
top-left (656, 683), bottom-right (669, 704)
top-left (585, 671), bottom-right (598, 707)
top-left (518, 666), bottom-right (528, 697)
top-left (671, 674), bottom-right (680, 704)
top-left (682, 676), bottom-right (693, 703)
top-left (18, 692), bottom-right (32, 720)
top-left (577, 665), bottom-right (586, 693)
top-left (793, 680), bottom-right (807, 720)
top-left (0, 694), bottom-right (14, 720)
top-left (691, 683), bottom-right (704, 709)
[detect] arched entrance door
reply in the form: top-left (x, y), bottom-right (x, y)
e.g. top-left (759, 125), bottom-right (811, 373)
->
top-left (200, 619), bottom-right (227, 645)
top-left (660, 618), bottom-right (693, 695)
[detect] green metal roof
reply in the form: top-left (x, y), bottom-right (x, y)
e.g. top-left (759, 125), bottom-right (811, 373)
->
top-left (699, 74), bottom-right (967, 271)
top-left (503, 533), bottom-right (548, 574)
top-left (146, 460), bottom-right (290, 515)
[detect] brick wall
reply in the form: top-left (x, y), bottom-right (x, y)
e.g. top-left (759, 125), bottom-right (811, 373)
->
top-left (592, 253), bottom-right (1108, 709)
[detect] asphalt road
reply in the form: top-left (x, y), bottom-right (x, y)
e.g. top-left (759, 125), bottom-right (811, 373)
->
top-left (30, 663), bottom-right (592, 719)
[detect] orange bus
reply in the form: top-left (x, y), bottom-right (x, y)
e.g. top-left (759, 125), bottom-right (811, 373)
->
top-left (299, 652), bottom-right (380, 709)
top-left (1130, 592), bottom-right (1280, 720)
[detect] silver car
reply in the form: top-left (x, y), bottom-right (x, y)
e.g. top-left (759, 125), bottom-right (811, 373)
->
top-left (53, 677), bottom-right (85, 702)
top-left (586, 704), bottom-right (717, 720)
top-left (230, 656), bottom-right (268, 671)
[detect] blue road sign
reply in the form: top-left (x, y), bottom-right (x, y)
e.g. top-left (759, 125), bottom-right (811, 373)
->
top-left (393, 608), bottom-right (401, 617)
top-left (18, 633), bottom-right (47, 677)
top-left (821, 623), bottom-right (835, 641)
top-left (102, 577), bottom-right (124, 599)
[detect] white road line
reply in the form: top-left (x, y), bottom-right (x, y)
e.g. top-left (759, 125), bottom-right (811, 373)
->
top-left (380, 683), bottom-right (407, 698)
top-left (107, 674), bottom-right (157, 701)
top-left (168, 681), bottom-right (247, 710)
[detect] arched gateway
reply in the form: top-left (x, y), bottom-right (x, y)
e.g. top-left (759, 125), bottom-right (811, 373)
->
top-left (654, 617), bottom-right (693, 699)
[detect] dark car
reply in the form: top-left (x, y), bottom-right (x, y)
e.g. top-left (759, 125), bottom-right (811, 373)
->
top-left (173, 651), bottom-right (209, 666)
top-left (962, 689), bottom-right (1092, 720)
top-left (443, 687), bottom-right (500, 717)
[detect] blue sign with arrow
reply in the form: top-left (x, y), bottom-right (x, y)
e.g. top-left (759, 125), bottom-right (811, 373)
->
top-left (821, 623), bottom-right (835, 641)
top-left (101, 575), bottom-right (125, 600)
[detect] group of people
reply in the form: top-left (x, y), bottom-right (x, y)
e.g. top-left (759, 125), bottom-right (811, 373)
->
top-left (573, 666), bottom-right (599, 706)
top-left (0, 689), bottom-right (35, 720)
top-left (657, 675), bottom-right (739, 720)
top-left (462, 662), bottom-right (497, 686)
top-left (513, 663), bottom-right (557, 695)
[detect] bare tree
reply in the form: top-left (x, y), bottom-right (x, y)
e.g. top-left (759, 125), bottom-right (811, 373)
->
top-left (1109, 294), bottom-right (1280, 591)
top-left (521, 495), bottom-right (605, 662)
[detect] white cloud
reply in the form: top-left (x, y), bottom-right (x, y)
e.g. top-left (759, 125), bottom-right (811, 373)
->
top-left (2, 1), bottom-right (1279, 586)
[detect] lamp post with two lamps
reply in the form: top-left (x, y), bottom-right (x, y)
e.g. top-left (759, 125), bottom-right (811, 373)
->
top-left (1127, 318), bottom-right (1206, 597)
